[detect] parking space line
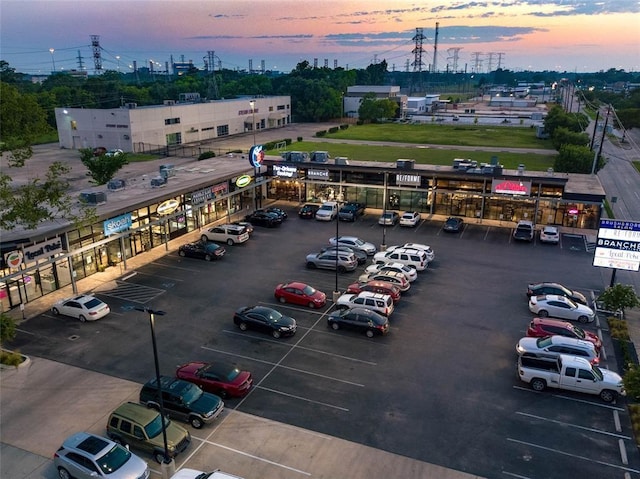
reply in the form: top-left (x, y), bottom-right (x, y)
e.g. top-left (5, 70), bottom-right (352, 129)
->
top-left (128, 267), bottom-right (187, 279)
top-left (516, 411), bottom-right (632, 439)
top-left (191, 437), bottom-right (312, 476)
top-left (222, 330), bottom-right (378, 365)
top-left (512, 386), bottom-right (626, 411)
top-left (256, 385), bottom-right (350, 411)
top-left (506, 438), bottom-right (640, 473)
top-left (201, 345), bottom-right (365, 387)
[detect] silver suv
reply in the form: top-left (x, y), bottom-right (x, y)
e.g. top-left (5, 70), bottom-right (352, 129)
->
top-left (54, 431), bottom-right (149, 479)
top-left (201, 224), bottom-right (249, 245)
top-left (306, 251), bottom-right (358, 273)
top-left (335, 291), bottom-right (395, 317)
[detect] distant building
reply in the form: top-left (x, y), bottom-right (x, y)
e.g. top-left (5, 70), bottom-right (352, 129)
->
top-left (55, 95), bottom-right (291, 152)
top-left (343, 85), bottom-right (407, 119)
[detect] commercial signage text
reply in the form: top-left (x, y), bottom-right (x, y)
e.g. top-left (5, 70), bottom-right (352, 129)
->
top-left (104, 213), bottom-right (133, 236)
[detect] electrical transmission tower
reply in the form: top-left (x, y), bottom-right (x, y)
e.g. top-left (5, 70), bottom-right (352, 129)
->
top-left (412, 28), bottom-right (425, 72)
top-left (91, 35), bottom-right (102, 73)
top-left (447, 47), bottom-right (462, 72)
top-left (206, 51), bottom-right (219, 100)
top-left (471, 52), bottom-right (483, 73)
top-left (496, 52), bottom-right (506, 69)
top-left (76, 50), bottom-right (85, 71)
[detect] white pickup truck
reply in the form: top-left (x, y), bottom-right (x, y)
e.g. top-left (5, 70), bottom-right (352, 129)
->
top-left (517, 353), bottom-right (625, 403)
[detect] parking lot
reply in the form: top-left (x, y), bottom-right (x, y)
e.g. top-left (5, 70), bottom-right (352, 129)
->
top-left (8, 204), bottom-right (640, 479)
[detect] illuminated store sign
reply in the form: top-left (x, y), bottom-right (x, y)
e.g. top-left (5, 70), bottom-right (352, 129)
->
top-left (104, 213), bottom-right (133, 236)
top-left (492, 179), bottom-right (531, 196)
top-left (395, 174), bottom-right (421, 186)
top-left (236, 175), bottom-right (252, 187)
top-left (22, 237), bottom-right (64, 261)
top-left (273, 164), bottom-right (298, 178)
top-left (157, 199), bottom-right (180, 215)
top-left (593, 219), bottom-right (640, 271)
top-left (307, 169), bottom-right (329, 180)
top-left (249, 145), bottom-right (265, 168)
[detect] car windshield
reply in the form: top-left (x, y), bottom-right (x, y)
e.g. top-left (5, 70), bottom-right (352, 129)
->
top-left (536, 337), bottom-right (554, 348)
top-left (591, 365), bottom-right (604, 380)
top-left (301, 285), bottom-right (316, 295)
top-left (570, 325), bottom-right (586, 339)
top-left (97, 444), bottom-right (131, 474)
top-left (145, 414), bottom-right (170, 438)
top-left (181, 382), bottom-right (203, 405)
top-left (266, 309), bottom-right (285, 323)
top-left (84, 298), bottom-right (103, 309)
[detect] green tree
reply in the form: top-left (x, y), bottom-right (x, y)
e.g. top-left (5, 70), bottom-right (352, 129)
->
top-left (598, 284), bottom-right (640, 317)
top-left (79, 148), bottom-right (129, 185)
top-left (551, 126), bottom-right (590, 150)
top-left (554, 144), bottom-right (599, 173)
top-left (358, 93), bottom-right (398, 122)
top-left (0, 311), bottom-right (17, 345)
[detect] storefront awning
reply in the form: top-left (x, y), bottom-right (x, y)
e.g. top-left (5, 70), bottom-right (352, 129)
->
top-left (244, 116), bottom-right (254, 125)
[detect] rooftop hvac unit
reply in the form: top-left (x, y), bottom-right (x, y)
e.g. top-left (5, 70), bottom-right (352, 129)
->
top-left (125, 103), bottom-right (137, 109)
top-left (396, 159), bottom-right (415, 170)
top-left (163, 100), bottom-right (176, 106)
top-left (79, 191), bottom-right (107, 205)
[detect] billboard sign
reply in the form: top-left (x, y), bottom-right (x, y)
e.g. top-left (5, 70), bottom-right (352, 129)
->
top-left (593, 219), bottom-right (640, 271)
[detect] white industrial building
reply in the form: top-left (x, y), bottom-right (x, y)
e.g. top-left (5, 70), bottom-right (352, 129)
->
top-left (55, 95), bottom-right (291, 152)
top-left (343, 85), bottom-right (407, 119)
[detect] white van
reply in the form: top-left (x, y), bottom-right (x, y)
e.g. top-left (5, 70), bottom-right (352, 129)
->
top-left (315, 201), bottom-right (338, 221)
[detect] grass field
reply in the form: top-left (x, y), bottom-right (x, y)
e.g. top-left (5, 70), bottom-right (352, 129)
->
top-left (264, 123), bottom-right (557, 171)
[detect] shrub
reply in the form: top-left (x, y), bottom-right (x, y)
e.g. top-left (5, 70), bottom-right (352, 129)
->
top-left (0, 350), bottom-right (23, 367)
top-left (297, 136), bottom-right (303, 142)
top-left (340, 124), bottom-right (349, 130)
top-left (625, 367), bottom-right (640, 401)
top-left (315, 130), bottom-right (327, 137)
top-left (197, 151), bottom-right (216, 161)
top-left (328, 127), bottom-right (339, 134)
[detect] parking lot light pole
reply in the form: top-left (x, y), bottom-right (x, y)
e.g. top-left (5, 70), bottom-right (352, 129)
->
top-left (334, 212), bottom-right (340, 301)
top-left (134, 307), bottom-right (175, 479)
top-left (250, 100), bottom-right (259, 210)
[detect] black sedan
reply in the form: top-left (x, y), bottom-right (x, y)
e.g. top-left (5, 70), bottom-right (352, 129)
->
top-left (178, 241), bottom-right (225, 261)
top-left (526, 282), bottom-right (588, 305)
top-left (233, 306), bottom-right (297, 338)
top-left (299, 204), bottom-right (320, 219)
top-left (327, 307), bottom-right (389, 338)
top-left (263, 207), bottom-right (288, 220)
top-left (245, 211), bottom-right (282, 227)
top-left (443, 216), bottom-right (464, 232)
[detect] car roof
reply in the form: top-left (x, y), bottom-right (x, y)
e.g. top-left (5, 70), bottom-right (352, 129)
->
top-left (356, 291), bottom-right (391, 299)
top-left (281, 281), bottom-right (309, 289)
top-left (63, 432), bottom-right (112, 458)
top-left (532, 317), bottom-right (574, 328)
top-left (546, 335), bottom-right (593, 348)
top-left (111, 401), bottom-right (160, 424)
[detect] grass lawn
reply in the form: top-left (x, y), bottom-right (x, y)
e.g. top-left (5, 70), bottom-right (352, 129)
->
top-left (268, 141), bottom-right (556, 171)
top-left (321, 123), bottom-right (554, 149)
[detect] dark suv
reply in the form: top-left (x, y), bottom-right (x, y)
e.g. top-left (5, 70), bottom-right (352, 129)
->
top-left (139, 376), bottom-right (224, 429)
top-left (338, 202), bottom-right (365, 221)
top-left (106, 401), bottom-right (191, 464)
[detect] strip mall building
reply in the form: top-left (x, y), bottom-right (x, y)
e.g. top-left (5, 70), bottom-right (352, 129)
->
top-left (1, 98), bottom-right (604, 312)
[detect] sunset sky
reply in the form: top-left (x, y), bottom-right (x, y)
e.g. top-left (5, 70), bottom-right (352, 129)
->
top-left (2, 0), bottom-right (639, 75)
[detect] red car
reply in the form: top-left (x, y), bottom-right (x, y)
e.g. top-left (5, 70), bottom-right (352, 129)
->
top-left (526, 317), bottom-right (602, 351)
top-left (274, 281), bottom-right (327, 308)
top-left (176, 361), bottom-right (253, 399)
top-left (346, 280), bottom-right (401, 303)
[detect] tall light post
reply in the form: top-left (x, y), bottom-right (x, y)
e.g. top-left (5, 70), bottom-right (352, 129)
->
top-left (116, 55), bottom-right (120, 72)
top-left (49, 48), bottom-right (56, 73)
top-left (134, 306), bottom-right (175, 478)
top-left (249, 100), bottom-right (259, 209)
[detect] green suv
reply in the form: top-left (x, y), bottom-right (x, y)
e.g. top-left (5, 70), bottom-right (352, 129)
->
top-left (106, 401), bottom-right (191, 464)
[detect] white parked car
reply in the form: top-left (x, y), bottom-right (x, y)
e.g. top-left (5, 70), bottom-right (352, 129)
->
top-left (516, 335), bottom-right (600, 364)
top-left (335, 291), bottom-right (394, 317)
top-left (399, 211), bottom-right (421, 227)
top-left (528, 294), bottom-right (595, 323)
top-left (365, 262), bottom-right (417, 282)
top-left (329, 236), bottom-right (376, 255)
top-left (373, 248), bottom-right (428, 271)
top-left (315, 201), bottom-right (338, 221)
top-left (386, 243), bottom-right (435, 262)
top-left (201, 224), bottom-right (250, 245)
top-left (540, 226), bottom-right (560, 244)
top-left (51, 294), bottom-right (110, 322)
